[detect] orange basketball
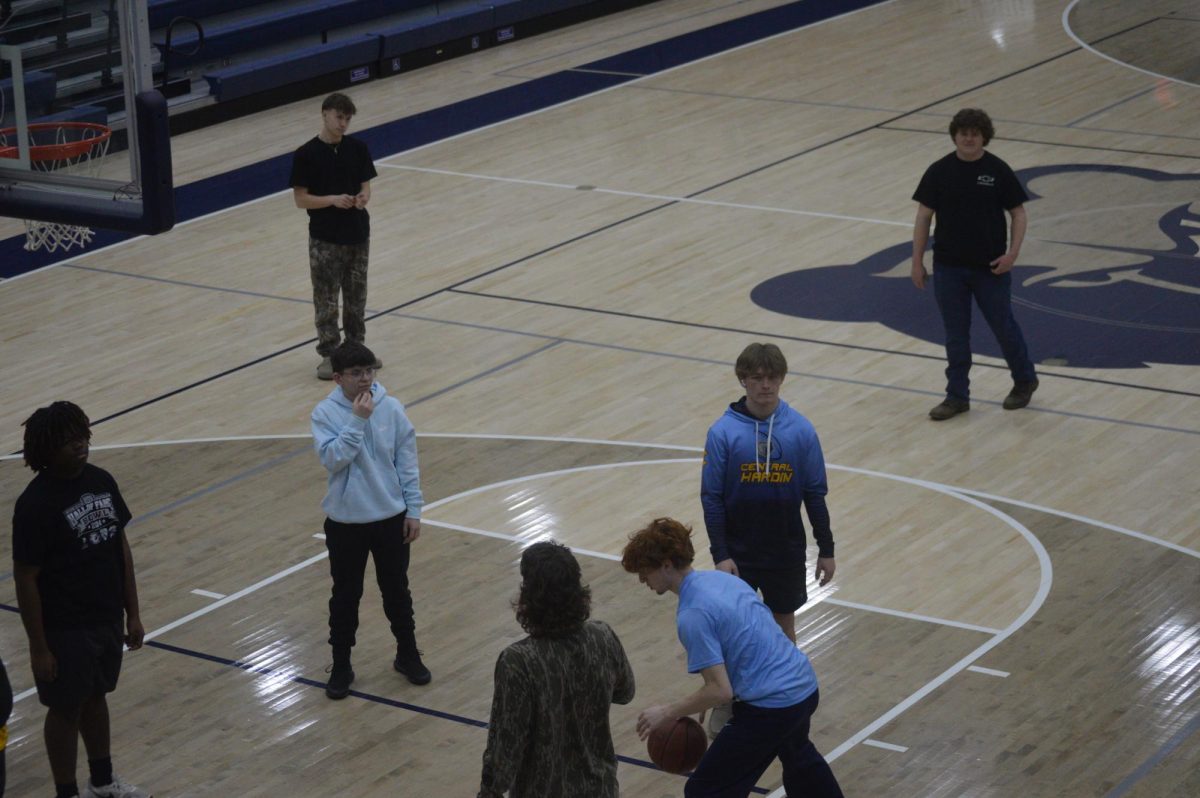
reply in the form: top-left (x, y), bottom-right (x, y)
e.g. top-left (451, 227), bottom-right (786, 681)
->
top-left (647, 716), bottom-right (708, 774)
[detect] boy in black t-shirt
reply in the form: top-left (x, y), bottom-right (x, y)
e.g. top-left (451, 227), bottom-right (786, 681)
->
top-left (911, 108), bottom-right (1038, 421)
top-left (290, 92), bottom-right (379, 381)
top-left (12, 402), bottom-right (149, 798)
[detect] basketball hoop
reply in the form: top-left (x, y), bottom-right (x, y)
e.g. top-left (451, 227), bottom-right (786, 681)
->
top-left (0, 121), bottom-right (113, 253)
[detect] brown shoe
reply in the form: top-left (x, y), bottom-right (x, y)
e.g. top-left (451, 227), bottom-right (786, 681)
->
top-left (929, 398), bottom-right (970, 421)
top-left (1003, 379), bottom-right (1039, 410)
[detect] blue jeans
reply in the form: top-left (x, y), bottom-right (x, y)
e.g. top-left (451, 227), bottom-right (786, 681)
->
top-left (685, 690), bottom-right (843, 798)
top-left (933, 262), bottom-right (1036, 401)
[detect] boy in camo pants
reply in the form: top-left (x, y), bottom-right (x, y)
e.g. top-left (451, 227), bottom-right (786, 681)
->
top-left (290, 93), bottom-right (378, 380)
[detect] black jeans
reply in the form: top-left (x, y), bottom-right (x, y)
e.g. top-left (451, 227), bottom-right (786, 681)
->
top-left (324, 513), bottom-right (415, 655)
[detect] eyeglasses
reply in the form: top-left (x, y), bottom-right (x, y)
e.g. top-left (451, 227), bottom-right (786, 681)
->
top-left (341, 367), bottom-right (377, 379)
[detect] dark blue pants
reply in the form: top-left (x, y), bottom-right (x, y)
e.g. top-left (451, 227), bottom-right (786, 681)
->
top-left (933, 262), bottom-right (1036, 401)
top-left (324, 513), bottom-right (415, 654)
top-left (685, 690), bottom-right (843, 798)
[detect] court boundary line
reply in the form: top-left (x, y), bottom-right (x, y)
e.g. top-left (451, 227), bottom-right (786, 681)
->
top-left (5, 8), bottom-right (1194, 435)
top-left (423, 517), bottom-right (1004, 635)
top-left (881, 124), bottom-right (1200, 162)
top-left (5, 0), bottom-right (1195, 286)
top-left (2, 433), bottom-right (1193, 558)
top-left (0, 0), bottom-right (894, 283)
top-left (1062, 2), bottom-right (1200, 90)
top-left (813, 598), bottom-right (1001, 635)
top-left (1104, 708), bottom-right (1200, 798)
top-left (13, 255), bottom-right (1194, 417)
top-left (763, 482), bottom-right (1052, 796)
top-left (1, 607), bottom-right (736, 792)
top-left (378, 162), bottom-right (911, 227)
top-left (5, 446), bottom-right (1041, 700)
top-left (1065, 85), bottom-right (1157, 128)
top-left (448, 288), bottom-right (1200, 406)
top-left (10, 432), bottom-right (1197, 794)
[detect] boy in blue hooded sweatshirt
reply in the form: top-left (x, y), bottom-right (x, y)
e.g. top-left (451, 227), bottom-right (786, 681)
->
top-left (701, 343), bottom-right (836, 647)
top-left (311, 341), bottom-right (428, 699)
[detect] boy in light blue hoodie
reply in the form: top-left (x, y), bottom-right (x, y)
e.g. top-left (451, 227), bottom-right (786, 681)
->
top-left (311, 341), bottom-right (428, 699)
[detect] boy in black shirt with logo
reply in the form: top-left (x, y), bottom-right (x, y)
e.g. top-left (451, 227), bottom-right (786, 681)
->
top-left (12, 402), bottom-right (149, 798)
top-left (290, 92), bottom-right (379, 381)
top-left (911, 108), bottom-right (1038, 420)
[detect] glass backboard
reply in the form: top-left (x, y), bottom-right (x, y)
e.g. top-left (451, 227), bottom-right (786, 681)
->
top-left (0, 0), bottom-right (173, 234)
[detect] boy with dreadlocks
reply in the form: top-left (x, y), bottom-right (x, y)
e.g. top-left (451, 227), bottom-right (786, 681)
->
top-left (12, 402), bottom-right (150, 798)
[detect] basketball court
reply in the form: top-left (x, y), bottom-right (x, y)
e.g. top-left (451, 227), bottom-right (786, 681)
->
top-left (1, 0), bottom-right (1197, 795)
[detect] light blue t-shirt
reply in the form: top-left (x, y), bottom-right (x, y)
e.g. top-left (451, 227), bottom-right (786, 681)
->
top-left (676, 570), bottom-right (818, 708)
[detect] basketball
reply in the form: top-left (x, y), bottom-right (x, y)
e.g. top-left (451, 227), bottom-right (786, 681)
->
top-left (647, 716), bottom-right (708, 774)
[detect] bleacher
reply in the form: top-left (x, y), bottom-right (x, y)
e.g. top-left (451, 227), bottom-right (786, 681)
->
top-left (1, 0), bottom-right (657, 134)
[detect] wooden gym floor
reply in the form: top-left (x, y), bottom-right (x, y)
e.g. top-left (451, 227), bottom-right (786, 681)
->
top-left (1, 0), bottom-right (1197, 795)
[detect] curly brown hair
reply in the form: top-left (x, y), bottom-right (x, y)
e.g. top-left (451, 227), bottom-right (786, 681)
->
top-left (621, 517), bottom-right (695, 572)
top-left (513, 541), bottom-right (591, 638)
top-left (949, 108), bottom-right (994, 146)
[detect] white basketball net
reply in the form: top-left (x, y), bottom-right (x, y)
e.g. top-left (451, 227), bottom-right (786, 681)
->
top-left (24, 219), bottom-right (97, 252)
top-left (3, 123), bottom-right (112, 253)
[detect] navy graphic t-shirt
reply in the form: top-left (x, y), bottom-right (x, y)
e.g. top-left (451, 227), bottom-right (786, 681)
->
top-left (12, 463), bottom-right (130, 629)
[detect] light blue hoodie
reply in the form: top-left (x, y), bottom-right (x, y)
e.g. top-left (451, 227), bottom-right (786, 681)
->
top-left (311, 382), bottom-right (423, 524)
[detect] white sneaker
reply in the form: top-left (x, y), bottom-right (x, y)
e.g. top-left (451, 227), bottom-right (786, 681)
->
top-left (83, 775), bottom-right (152, 798)
top-left (707, 701), bottom-right (733, 739)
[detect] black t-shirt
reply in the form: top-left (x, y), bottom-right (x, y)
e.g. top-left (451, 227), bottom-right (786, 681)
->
top-left (12, 464), bottom-right (131, 629)
top-left (289, 134), bottom-right (378, 245)
top-left (913, 150), bottom-right (1027, 268)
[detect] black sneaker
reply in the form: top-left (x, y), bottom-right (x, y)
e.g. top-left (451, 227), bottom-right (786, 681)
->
top-left (326, 662), bottom-right (354, 699)
top-left (394, 649), bottom-right (432, 685)
top-left (1003, 379), bottom-right (1039, 410)
top-left (929, 398), bottom-right (970, 421)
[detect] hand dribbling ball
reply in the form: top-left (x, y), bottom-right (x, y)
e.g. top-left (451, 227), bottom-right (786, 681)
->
top-left (647, 716), bottom-right (708, 774)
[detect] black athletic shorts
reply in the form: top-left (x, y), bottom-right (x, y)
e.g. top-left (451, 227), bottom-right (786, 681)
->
top-left (35, 622), bottom-right (123, 710)
top-left (738, 564), bottom-right (808, 614)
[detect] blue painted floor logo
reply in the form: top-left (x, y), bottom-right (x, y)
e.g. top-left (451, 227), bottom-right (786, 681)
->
top-left (752, 164), bottom-right (1200, 369)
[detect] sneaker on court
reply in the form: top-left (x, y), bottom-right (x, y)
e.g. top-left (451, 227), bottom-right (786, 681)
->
top-left (706, 702), bottom-right (732, 740)
top-left (83, 775), bottom-right (151, 798)
top-left (1002, 379), bottom-right (1039, 410)
top-left (325, 661), bottom-right (354, 699)
top-left (394, 649), bottom-right (432, 685)
top-left (317, 356), bottom-right (333, 380)
top-left (929, 398), bottom-right (970, 421)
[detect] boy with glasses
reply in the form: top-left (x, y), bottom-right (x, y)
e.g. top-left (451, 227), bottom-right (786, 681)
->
top-left (311, 341), bottom-right (428, 699)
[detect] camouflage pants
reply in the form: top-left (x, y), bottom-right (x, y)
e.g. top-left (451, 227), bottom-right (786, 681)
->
top-left (309, 237), bottom-right (369, 357)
